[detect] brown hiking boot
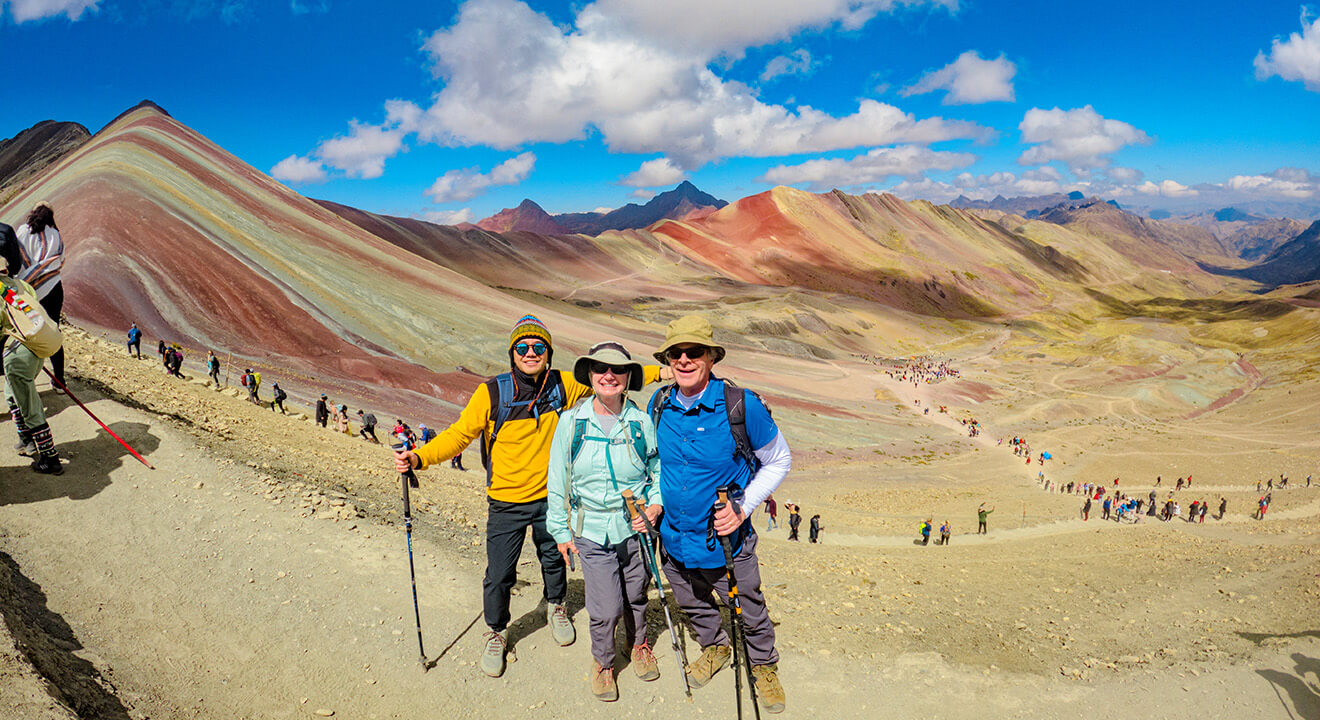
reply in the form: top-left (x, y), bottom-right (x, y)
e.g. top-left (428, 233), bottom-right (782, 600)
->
top-left (685, 644), bottom-right (730, 688)
top-left (751, 663), bottom-right (786, 714)
top-left (591, 662), bottom-right (618, 702)
top-left (631, 641), bottom-right (660, 681)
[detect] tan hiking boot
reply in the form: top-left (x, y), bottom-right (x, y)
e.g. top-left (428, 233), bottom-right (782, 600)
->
top-left (631, 641), bottom-right (660, 681)
top-left (685, 644), bottom-right (731, 688)
top-left (591, 662), bottom-right (618, 702)
top-left (547, 602), bottom-right (576, 646)
top-left (751, 663), bottom-right (786, 714)
top-left (480, 630), bottom-right (507, 677)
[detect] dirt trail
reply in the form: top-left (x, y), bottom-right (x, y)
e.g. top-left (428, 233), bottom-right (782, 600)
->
top-left (3, 330), bottom-right (1319, 720)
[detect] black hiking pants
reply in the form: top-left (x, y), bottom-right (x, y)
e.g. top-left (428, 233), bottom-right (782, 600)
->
top-left (483, 498), bottom-right (566, 632)
top-left (38, 283), bottom-right (64, 384)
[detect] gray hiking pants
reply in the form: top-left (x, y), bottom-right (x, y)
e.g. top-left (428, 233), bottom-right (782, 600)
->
top-left (661, 530), bottom-right (779, 666)
top-left (577, 535), bottom-right (649, 668)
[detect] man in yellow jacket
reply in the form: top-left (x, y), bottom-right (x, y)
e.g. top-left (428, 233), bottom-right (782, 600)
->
top-left (395, 314), bottom-right (665, 677)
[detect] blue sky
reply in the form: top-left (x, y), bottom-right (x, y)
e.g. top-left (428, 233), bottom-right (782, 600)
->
top-left (3, 0), bottom-right (1320, 221)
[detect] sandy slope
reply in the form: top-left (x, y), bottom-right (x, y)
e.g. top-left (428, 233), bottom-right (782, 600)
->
top-left (2, 328), bottom-right (1318, 720)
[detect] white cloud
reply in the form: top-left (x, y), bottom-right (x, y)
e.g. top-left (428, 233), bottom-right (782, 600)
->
top-left (422, 208), bottom-right (477, 225)
top-left (424, 152), bottom-right (537, 203)
top-left (621, 157), bottom-right (687, 187)
top-left (902, 50), bottom-right (1016, 104)
top-left (313, 120), bottom-right (407, 179)
top-left (1136, 179), bottom-right (1198, 198)
top-left (887, 167), bottom-right (1084, 203)
top-left (1224, 169), bottom-right (1316, 199)
top-left (1254, 11), bottom-right (1320, 92)
top-left (583, 0), bottom-right (957, 58)
top-left (290, 0), bottom-right (328, 14)
top-left (5, 0), bottom-right (98, 21)
top-left (1018, 105), bottom-right (1151, 173)
top-left (760, 49), bottom-right (820, 82)
top-left (1106, 166), bottom-right (1144, 185)
top-left (758, 145), bottom-right (975, 190)
top-left (294, 0), bottom-right (986, 182)
top-left (270, 155), bottom-right (328, 184)
top-left (630, 189), bottom-right (657, 200)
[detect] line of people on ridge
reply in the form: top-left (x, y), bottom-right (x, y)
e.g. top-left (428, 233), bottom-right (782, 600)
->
top-left (393, 314), bottom-right (791, 712)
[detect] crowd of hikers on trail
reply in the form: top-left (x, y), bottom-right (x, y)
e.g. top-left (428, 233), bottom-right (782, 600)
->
top-left (393, 314), bottom-right (790, 712)
top-left (882, 357), bottom-right (960, 386)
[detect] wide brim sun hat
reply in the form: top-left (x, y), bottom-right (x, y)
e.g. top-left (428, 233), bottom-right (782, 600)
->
top-left (574, 341), bottom-right (644, 392)
top-left (653, 314), bottom-right (726, 365)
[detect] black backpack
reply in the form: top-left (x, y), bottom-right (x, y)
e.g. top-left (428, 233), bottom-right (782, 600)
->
top-left (479, 371), bottom-right (567, 485)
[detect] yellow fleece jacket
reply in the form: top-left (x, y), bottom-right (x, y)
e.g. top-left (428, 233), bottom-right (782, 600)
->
top-left (415, 366), bottom-right (663, 504)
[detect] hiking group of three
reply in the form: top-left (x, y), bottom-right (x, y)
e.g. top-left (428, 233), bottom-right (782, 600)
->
top-left (393, 313), bottom-right (790, 712)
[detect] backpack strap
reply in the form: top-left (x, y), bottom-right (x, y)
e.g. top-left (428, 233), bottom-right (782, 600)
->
top-left (722, 379), bottom-right (758, 470)
top-left (482, 372), bottom-right (569, 487)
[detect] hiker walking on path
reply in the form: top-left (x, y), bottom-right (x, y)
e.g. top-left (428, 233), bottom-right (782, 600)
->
top-left (919, 519), bottom-right (931, 545)
top-left (315, 394), bottom-right (329, 427)
top-left (1218, 497), bottom-right (1227, 520)
top-left (207, 351), bottom-right (221, 386)
top-left (334, 404), bottom-right (349, 434)
top-left (357, 409), bottom-right (379, 443)
top-left (394, 314), bottom-right (667, 678)
top-left (787, 503), bottom-right (801, 541)
top-left (14, 202), bottom-right (66, 386)
top-left (765, 496), bottom-right (778, 531)
top-left (645, 314), bottom-right (790, 713)
top-left (977, 504), bottom-right (994, 534)
top-left (270, 382), bottom-right (287, 413)
top-left (2, 259), bottom-right (64, 474)
top-left (939, 520), bottom-right (950, 545)
top-left (127, 323), bottom-right (142, 358)
top-left (809, 514), bottom-right (822, 543)
top-left (546, 342), bottom-right (663, 702)
top-left (242, 368), bottom-right (260, 404)
top-left (1082, 497), bottom-right (1091, 521)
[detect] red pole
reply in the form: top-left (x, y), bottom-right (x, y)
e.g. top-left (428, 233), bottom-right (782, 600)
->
top-left (43, 369), bottom-right (155, 470)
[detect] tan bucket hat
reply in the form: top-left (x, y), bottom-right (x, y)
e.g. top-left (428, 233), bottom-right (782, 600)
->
top-left (573, 341), bottom-right (644, 391)
top-left (653, 314), bottom-right (726, 365)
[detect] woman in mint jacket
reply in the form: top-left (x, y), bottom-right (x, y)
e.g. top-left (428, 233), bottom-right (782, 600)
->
top-left (547, 341), bottom-right (663, 702)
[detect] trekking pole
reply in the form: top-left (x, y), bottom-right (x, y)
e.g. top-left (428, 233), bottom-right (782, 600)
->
top-left (622, 489), bottom-right (692, 699)
top-left (42, 369), bottom-right (154, 469)
top-left (223, 352), bottom-right (231, 388)
top-left (714, 487), bottom-right (761, 720)
top-left (392, 440), bottom-right (427, 668)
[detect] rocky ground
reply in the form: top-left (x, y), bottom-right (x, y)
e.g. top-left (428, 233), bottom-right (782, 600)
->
top-left (1, 326), bottom-right (1317, 719)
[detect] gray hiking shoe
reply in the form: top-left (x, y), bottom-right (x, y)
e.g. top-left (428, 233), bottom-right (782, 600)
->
top-left (480, 629), bottom-right (508, 677)
top-left (686, 644), bottom-right (731, 688)
top-left (14, 439), bottom-right (36, 457)
top-left (547, 603), bottom-right (575, 646)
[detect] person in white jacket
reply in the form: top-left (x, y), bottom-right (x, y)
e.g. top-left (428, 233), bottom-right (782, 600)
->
top-left (14, 201), bottom-right (65, 385)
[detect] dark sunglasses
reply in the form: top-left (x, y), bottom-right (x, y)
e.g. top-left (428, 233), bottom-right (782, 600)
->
top-left (514, 341), bottom-right (548, 357)
top-left (665, 345), bottom-right (708, 361)
top-left (590, 362), bottom-right (631, 376)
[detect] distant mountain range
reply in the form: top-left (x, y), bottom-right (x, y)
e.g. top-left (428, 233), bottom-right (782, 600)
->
top-left (951, 191), bottom-right (1088, 217)
top-left (475, 180), bottom-right (727, 235)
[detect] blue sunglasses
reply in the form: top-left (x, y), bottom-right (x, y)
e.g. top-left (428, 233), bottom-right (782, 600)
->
top-left (514, 341), bottom-right (548, 356)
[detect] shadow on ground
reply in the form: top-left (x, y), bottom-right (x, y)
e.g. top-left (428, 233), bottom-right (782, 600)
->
top-left (0, 421), bottom-right (159, 507)
top-left (0, 550), bottom-right (134, 719)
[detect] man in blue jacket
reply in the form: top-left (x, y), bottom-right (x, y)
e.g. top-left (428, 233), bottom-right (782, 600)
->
top-left (127, 323), bottom-right (142, 358)
top-left (647, 315), bottom-right (791, 714)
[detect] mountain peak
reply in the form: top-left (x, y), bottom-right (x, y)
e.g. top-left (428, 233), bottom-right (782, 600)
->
top-left (476, 198), bottom-right (566, 234)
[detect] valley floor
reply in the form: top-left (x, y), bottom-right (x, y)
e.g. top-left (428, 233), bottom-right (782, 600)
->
top-left (1, 328), bottom-right (1317, 719)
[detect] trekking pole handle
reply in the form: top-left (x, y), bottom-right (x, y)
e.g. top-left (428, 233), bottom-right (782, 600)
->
top-left (622, 489), bottom-right (641, 520)
top-left (391, 441), bottom-right (420, 490)
top-left (715, 486), bottom-right (730, 509)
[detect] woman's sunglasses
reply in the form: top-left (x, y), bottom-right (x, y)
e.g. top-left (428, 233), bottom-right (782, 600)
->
top-left (514, 341), bottom-right (548, 357)
top-left (665, 345), bottom-right (708, 361)
top-left (590, 362), bottom-right (631, 376)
